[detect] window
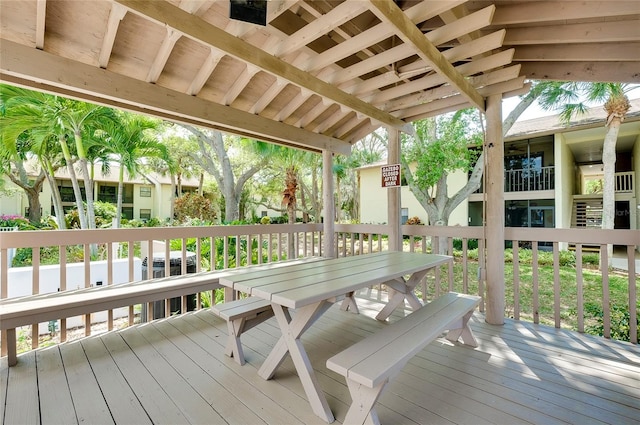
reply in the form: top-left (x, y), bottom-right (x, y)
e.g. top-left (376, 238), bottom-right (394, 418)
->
top-left (261, 211), bottom-right (268, 217)
top-left (140, 209), bottom-right (151, 220)
top-left (401, 208), bottom-right (409, 225)
top-left (140, 187), bottom-right (151, 197)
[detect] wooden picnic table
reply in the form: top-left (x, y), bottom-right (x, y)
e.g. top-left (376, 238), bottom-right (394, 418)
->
top-left (219, 251), bottom-right (452, 423)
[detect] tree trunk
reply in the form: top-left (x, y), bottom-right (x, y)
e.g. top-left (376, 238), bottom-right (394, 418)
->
top-left (43, 158), bottom-right (66, 229)
top-left (115, 166), bottom-right (124, 228)
top-left (601, 117), bottom-right (620, 265)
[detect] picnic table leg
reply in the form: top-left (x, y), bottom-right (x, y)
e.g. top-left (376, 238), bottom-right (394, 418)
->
top-left (340, 291), bottom-right (359, 313)
top-left (375, 270), bottom-right (429, 321)
top-left (259, 302), bottom-right (335, 423)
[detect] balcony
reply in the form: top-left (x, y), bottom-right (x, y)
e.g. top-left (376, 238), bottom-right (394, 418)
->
top-left (1, 224), bottom-right (638, 423)
top-left (505, 166), bottom-right (555, 192)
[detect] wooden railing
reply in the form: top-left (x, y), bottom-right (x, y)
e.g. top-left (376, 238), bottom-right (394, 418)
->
top-left (1, 223), bottom-right (638, 357)
top-left (615, 171), bottom-right (634, 193)
top-left (504, 166), bottom-right (555, 192)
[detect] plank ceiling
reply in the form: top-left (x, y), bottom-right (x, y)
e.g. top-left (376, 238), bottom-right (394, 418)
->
top-left (1, 0), bottom-right (639, 154)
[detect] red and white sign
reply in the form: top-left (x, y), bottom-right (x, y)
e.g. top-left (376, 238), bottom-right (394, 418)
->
top-left (381, 164), bottom-right (401, 188)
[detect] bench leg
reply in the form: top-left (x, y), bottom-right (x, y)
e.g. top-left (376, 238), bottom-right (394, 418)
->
top-left (445, 310), bottom-right (478, 347)
top-left (226, 318), bottom-right (247, 365)
top-left (344, 379), bottom-right (387, 425)
top-left (6, 328), bottom-right (17, 366)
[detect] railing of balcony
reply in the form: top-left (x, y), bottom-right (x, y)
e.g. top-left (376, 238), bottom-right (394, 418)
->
top-left (615, 171), bottom-right (634, 193)
top-left (0, 224), bottom-right (637, 358)
top-left (505, 166), bottom-right (555, 192)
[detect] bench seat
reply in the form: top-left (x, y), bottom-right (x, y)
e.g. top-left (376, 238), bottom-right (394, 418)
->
top-left (211, 296), bottom-right (274, 365)
top-left (326, 292), bottom-right (481, 425)
top-left (0, 271), bottom-right (225, 367)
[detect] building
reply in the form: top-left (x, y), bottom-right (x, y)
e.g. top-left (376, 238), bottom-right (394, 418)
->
top-left (359, 99), bottom-right (640, 236)
top-left (0, 163), bottom-right (199, 222)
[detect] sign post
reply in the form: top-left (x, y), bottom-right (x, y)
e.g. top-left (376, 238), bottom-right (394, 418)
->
top-left (381, 164), bottom-right (401, 188)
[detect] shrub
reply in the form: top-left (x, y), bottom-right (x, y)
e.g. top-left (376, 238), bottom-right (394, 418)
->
top-left (174, 193), bottom-right (217, 223)
top-left (582, 302), bottom-right (639, 343)
top-left (0, 214), bottom-right (35, 230)
top-left (260, 216), bottom-right (271, 225)
top-left (452, 238), bottom-right (478, 250)
top-left (405, 216), bottom-right (422, 225)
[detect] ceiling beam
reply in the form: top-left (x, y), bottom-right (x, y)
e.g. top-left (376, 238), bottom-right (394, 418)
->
top-left (0, 40), bottom-right (350, 155)
top-left (504, 20), bottom-right (639, 45)
top-left (368, 0), bottom-right (486, 111)
top-left (35, 0), bottom-right (46, 50)
top-left (519, 61), bottom-right (640, 84)
top-left (114, 0), bottom-right (413, 135)
top-left (99, 3), bottom-right (128, 68)
top-left (492, 1), bottom-right (640, 25)
top-left (275, 2), bottom-right (369, 57)
top-left (513, 43), bottom-right (640, 62)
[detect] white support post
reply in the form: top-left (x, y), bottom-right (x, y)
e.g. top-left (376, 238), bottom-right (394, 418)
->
top-left (322, 150), bottom-right (336, 258)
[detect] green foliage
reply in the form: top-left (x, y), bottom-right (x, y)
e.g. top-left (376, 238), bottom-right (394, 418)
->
top-left (0, 214), bottom-right (36, 230)
top-left (260, 216), bottom-right (271, 225)
top-left (582, 302), bottom-right (640, 342)
top-left (93, 201), bottom-right (116, 227)
top-left (405, 216), bottom-right (422, 225)
top-left (452, 238), bottom-right (479, 250)
top-left (174, 193), bottom-right (217, 223)
top-left (403, 109), bottom-right (482, 190)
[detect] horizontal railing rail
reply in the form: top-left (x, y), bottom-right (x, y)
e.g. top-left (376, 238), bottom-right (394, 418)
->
top-left (1, 223), bottom-right (637, 359)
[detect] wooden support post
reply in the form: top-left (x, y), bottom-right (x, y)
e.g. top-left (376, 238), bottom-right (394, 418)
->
top-left (322, 150), bottom-right (336, 258)
top-left (484, 93), bottom-right (505, 325)
top-left (387, 127), bottom-right (402, 251)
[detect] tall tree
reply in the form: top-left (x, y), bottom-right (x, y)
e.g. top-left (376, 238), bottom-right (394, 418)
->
top-left (537, 83), bottom-right (633, 233)
top-left (179, 125), bottom-right (271, 222)
top-left (97, 113), bottom-right (169, 227)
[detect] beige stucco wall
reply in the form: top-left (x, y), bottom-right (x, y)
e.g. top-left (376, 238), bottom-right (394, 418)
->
top-left (359, 165), bottom-right (468, 226)
top-left (555, 133), bottom-right (575, 230)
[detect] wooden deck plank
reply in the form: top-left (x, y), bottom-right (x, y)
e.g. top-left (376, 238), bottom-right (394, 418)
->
top-left (178, 311), bottom-right (328, 424)
top-left (140, 319), bottom-right (269, 425)
top-left (80, 336), bottom-right (153, 424)
top-left (117, 325), bottom-right (227, 424)
top-left (35, 347), bottom-right (76, 425)
top-left (100, 331), bottom-right (191, 424)
top-left (3, 351), bottom-right (40, 425)
top-left (1, 295), bottom-right (639, 425)
top-left (59, 341), bottom-right (115, 424)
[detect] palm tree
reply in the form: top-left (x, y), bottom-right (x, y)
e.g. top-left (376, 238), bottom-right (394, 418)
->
top-left (0, 85), bottom-right (72, 228)
top-left (538, 83), bottom-right (633, 237)
top-left (56, 98), bottom-right (118, 229)
top-left (98, 113), bottom-right (169, 227)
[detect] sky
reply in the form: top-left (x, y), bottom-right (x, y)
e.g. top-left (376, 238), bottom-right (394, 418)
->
top-left (501, 85), bottom-right (640, 122)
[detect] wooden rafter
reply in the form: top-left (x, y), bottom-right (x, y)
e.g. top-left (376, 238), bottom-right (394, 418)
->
top-left (35, 0), bottom-right (46, 50)
top-left (99, 3), bottom-right (127, 69)
top-left (368, 0), bottom-right (486, 112)
top-left (115, 0), bottom-right (414, 135)
top-left (0, 40), bottom-right (350, 155)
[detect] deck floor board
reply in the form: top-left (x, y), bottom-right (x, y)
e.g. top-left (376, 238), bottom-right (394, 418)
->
top-left (2, 294), bottom-right (639, 425)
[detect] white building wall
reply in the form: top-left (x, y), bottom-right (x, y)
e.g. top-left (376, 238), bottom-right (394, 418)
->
top-left (555, 133), bottom-right (575, 230)
top-left (359, 165), bottom-right (468, 226)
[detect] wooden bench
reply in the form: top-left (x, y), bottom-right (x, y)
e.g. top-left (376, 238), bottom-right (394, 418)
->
top-left (211, 296), bottom-right (274, 365)
top-left (0, 271), bottom-right (228, 367)
top-left (0, 257), bottom-right (323, 367)
top-left (326, 292), bottom-right (481, 425)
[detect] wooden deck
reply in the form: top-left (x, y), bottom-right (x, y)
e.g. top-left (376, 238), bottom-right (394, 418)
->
top-left (2, 293), bottom-right (639, 425)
